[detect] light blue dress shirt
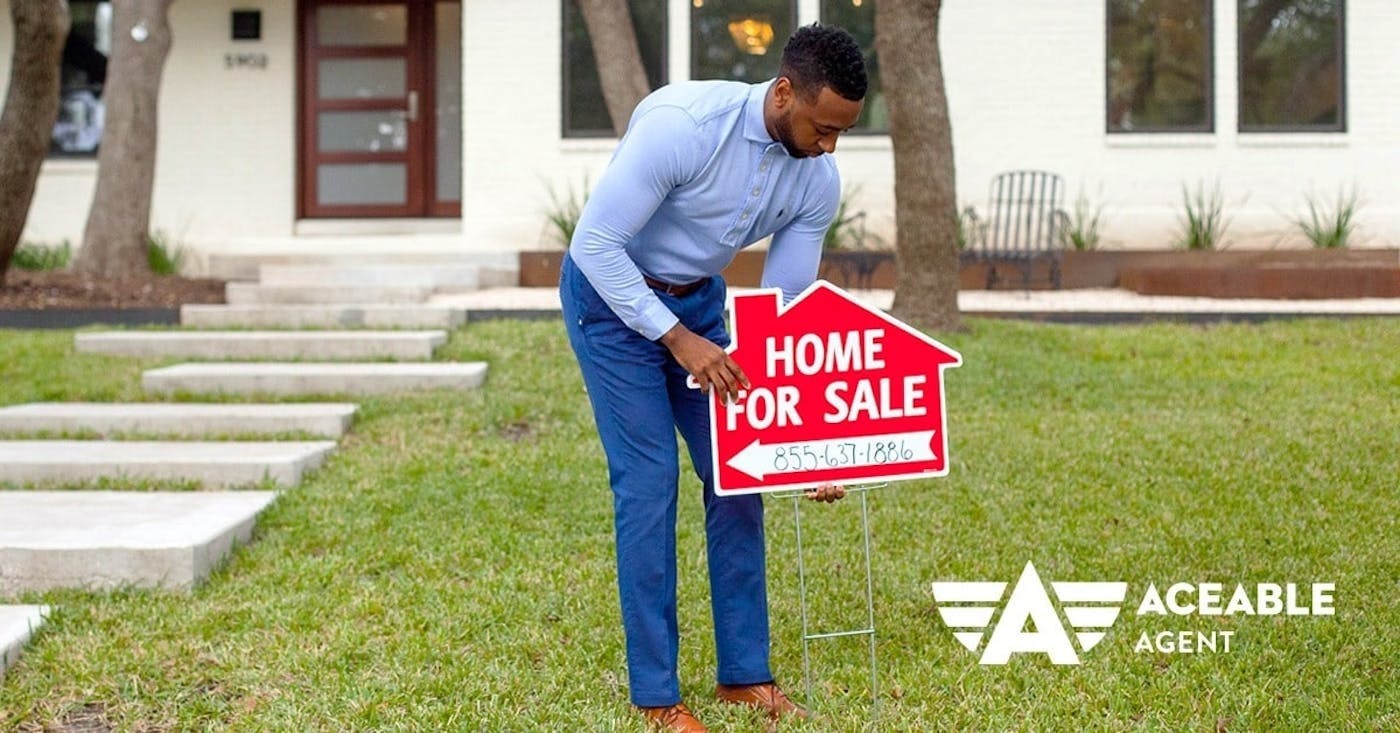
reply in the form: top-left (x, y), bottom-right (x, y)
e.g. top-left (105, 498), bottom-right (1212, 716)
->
top-left (569, 79), bottom-right (842, 341)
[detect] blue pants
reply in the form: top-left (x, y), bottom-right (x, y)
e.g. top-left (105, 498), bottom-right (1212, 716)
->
top-left (560, 254), bottom-right (772, 707)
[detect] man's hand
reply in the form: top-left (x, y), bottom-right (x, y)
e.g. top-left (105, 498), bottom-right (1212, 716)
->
top-left (660, 324), bottom-right (750, 404)
top-left (804, 483), bottom-right (846, 503)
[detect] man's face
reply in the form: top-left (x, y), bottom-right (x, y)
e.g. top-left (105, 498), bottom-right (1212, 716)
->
top-left (773, 81), bottom-right (864, 159)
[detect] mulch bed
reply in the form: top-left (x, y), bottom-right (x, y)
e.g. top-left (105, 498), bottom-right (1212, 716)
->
top-left (0, 270), bottom-right (226, 310)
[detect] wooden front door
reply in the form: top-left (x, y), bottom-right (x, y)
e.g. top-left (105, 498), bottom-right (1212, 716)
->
top-left (299, 0), bottom-right (461, 218)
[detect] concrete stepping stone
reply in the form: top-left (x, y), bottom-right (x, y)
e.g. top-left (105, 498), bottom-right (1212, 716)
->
top-left (259, 263), bottom-right (516, 292)
top-left (143, 362), bottom-right (488, 396)
top-left (225, 282), bottom-right (434, 305)
top-left (180, 304), bottom-right (464, 329)
top-left (205, 249), bottom-right (518, 281)
top-left (0, 440), bottom-right (335, 489)
top-left (1, 605), bottom-right (48, 678)
top-left (75, 330), bottom-right (447, 360)
top-left (0, 491), bottom-right (277, 592)
top-left (0, 403), bottom-right (357, 439)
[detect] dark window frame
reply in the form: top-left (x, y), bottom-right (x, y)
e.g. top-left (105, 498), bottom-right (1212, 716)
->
top-left (1104, 0), bottom-right (1216, 135)
top-left (49, 0), bottom-right (111, 159)
top-left (1236, 0), bottom-right (1346, 134)
top-left (818, 0), bottom-right (886, 136)
top-left (560, 0), bottom-right (669, 139)
top-left (689, 0), bottom-right (798, 84)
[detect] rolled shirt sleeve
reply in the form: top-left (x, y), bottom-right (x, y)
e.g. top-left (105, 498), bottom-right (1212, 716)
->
top-left (569, 106), bottom-right (707, 341)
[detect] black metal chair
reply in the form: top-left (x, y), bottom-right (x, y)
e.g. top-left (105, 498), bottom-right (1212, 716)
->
top-left (965, 170), bottom-right (1067, 289)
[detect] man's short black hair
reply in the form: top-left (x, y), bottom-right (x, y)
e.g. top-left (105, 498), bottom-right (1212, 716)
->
top-left (778, 23), bottom-right (868, 102)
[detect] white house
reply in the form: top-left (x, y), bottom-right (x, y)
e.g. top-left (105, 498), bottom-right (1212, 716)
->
top-left (1, 0), bottom-right (1392, 274)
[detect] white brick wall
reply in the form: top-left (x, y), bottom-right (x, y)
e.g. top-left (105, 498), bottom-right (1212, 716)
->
top-left (4, 0), bottom-right (1396, 252)
top-left (1, 0), bottom-right (296, 247)
top-left (466, 0), bottom-right (1399, 251)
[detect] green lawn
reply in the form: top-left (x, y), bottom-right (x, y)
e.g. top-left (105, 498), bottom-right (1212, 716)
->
top-left (0, 317), bottom-right (1396, 731)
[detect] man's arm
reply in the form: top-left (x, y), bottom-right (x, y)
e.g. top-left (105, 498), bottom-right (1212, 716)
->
top-left (571, 105), bottom-right (750, 402)
top-left (570, 105), bottom-right (703, 341)
top-left (767, 167), bottom-right (847, 502)
top-left (761, 165), bottom-right (842, 301)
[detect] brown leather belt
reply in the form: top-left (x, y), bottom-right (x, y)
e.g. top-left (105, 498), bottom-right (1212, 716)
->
top-left (643, 275), bottom-right (706, 297)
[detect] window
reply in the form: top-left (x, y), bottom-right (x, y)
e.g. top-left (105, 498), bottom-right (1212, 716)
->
top-left (691, 0), bottom-right (796, 84)
top-left (562, 0), bottom-right (667, 138)
top-left (1238, 0), bottom-right (1344, 132)
top-left (1106, 0), bottom-right (1213, 133)
top-left (820, 0), bottom-right (885, 133)
top-left (51, 0), bottom-right (111, 157)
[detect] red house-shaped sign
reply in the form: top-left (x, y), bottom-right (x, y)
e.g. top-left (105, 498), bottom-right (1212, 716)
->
top-left (709, 281), bottom-right (963, 495)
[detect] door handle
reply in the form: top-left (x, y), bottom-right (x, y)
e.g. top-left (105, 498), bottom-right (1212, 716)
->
top-left (407, 90), bottom-right (419, 122)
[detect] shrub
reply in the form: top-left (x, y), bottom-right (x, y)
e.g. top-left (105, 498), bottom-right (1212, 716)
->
top-left (957, 206), bottom-right (981, 251)
top-left (543, 176), bottom-right (590, 249)
top-left (147, 230), bottom-right (186, 275)
top-left (823, 185), bottom-right (869, 251)
top-left (1174, 180), bottom-right (1230, 250)
top-left (1059, 188), bottom-right (1106, 251)
top-left (1294, 187), bottom-right (1361, 249)
top-left (10, 241), bottom-right (72, 271)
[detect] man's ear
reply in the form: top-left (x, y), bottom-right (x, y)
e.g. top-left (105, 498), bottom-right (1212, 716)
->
top-left (772, 76), bottom-right (795, 110)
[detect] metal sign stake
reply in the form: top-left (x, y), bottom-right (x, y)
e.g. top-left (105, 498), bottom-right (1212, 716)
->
top-left (779, 482), bottom-right (885, 721)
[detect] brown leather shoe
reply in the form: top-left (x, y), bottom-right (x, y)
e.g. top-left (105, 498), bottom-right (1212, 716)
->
top-left (714, 682), bottom-right (809, 720)
top-left (637, 702), bottom-right (709, 732)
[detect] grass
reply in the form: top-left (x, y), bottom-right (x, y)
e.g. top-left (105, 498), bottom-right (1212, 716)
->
top-left (1, 318), bottom-right (1398, 730)
top-left (1295, 187), bottom-right (1362, 249)
top-left (1059, 188), bottom-right (1106, 251)
top-left (957, 206), bottom-right (981, 251)
top-left (5, 233), bottom-right (184, 275)
top-left (542, 176), bottom-right (590, 249)
top-left (10, 241), bottom-right (72, 271)
top-left (823, 186), bottom-right (869, 251)
top-left (147, 230), bottom-right (186, 275)
top-left (1174, 181), bottom-right (1230, 250)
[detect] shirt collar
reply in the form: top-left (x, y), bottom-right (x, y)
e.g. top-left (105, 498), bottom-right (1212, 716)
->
top-left (743, 80), bottom-right (776, 144)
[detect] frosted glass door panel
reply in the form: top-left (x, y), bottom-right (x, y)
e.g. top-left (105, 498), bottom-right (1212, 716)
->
top-left (318, 58), bottom-right (406, 99)
top-left (435, 2), bottom-right (462, 202)
top-left (317, 5), bottom-right (407, 46)
top-left (318, 111), bottom-right (408, 152)
top-left (318, 164), bottom-right (407, 205)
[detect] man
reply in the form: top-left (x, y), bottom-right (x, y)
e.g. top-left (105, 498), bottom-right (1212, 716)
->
top-left (561, 24), bottom-right (867, 732)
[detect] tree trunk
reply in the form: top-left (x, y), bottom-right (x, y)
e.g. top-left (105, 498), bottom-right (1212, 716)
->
top-left (74, 0), bottom-right (173, 276)
top-left (0, 0), bottom-right (69, 281)
top-left (875, 0), bottom-right (961, 331)
top-left (575, 0), bottom-right (650, 135)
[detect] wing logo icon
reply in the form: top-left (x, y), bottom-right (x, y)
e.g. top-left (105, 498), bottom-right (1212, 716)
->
top-left (932, 562), bottom-right (1127, 664)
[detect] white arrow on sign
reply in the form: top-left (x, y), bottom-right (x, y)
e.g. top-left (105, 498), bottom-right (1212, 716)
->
top-left (726, 430), bottom-right (938, 481)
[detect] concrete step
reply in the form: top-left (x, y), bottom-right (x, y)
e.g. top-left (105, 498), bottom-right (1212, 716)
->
top-left (143, 362), bottom-right (488, 396)
top-left (0, 440), bottom-right (336, 489)
top-left (180, 304), bottom-right (465, 329)
top-left (1, 605), bottom-right (48, 678)
top-left (225, 282), bottom-right (435, 305)
top-left (0, 491), bottom-right (277, 592)
top-left (258, 264), bottom-right (517, 292)
top-left (75, 330), bottom-right (447, 360)
top-left (204, 248), bottom-right (519, 281)
top-left (0, 403), bottom-right (357, 439)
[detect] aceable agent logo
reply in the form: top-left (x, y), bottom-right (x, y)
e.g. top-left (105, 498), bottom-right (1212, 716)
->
top-left (932, 562), bottom-right (1125, 665)
top-left (931, 562), bottom-right (1335, 665)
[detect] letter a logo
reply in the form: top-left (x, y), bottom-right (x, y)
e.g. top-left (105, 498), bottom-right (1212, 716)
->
top-left (932, 562), bottom-right (1127, 665)
top-left (980, 563), bottom-right (1078, 664)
